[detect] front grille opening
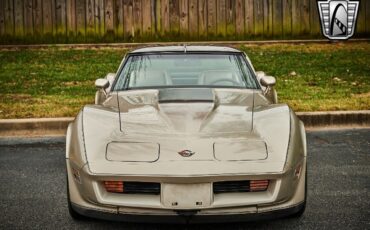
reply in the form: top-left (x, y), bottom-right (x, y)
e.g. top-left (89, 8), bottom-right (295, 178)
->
top-left (213, 180), bottom-right (269, 193)
top-left (104, 181), bottom-right (160, 195)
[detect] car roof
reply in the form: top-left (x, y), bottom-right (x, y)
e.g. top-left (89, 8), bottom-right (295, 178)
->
top-left (129, 45), bottom-right (242, 54)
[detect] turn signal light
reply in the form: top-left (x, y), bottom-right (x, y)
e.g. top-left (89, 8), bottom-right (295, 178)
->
top-left (250, 180), bottom-right (269, 192)
top-left (71, 168), bottom-right (81, 184)
top-left (104, 181), bottom-right (124, 193)
top-left (294, 164), bottom-right (302, 178)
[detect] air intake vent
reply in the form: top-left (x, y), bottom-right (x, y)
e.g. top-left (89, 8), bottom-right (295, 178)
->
top-left (213, 180), bottom-right (269, 193)
top-left (104, 181), bottom-right (160, 194)
top-left (124, 182), bottom-right (160, 194)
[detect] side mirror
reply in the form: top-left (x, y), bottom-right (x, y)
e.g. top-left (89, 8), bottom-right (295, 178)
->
top-left (95, 78), bottom-right (109, 90)
top-left (255, 71), bottom-right (266, 81)
top-left (260, 76), bottom-right (276, 87)
top-left (106, 73), bottom-right (116, 86)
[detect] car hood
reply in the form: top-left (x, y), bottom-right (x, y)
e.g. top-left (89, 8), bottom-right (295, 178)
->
top-left (82, 88), bottom-right (291, 175)
top-left (117, 88), bottom-right (254, 135)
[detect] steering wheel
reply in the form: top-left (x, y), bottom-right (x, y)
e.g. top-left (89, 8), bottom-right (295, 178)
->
top-left (208, 78), bottom-right (240, 86)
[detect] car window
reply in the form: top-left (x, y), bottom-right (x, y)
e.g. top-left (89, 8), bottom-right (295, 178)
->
top-left (113, 54), bottom-right (259, 90)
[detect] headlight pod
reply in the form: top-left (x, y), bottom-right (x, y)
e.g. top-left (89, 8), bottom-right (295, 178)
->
top-left (213, 140), bottom-right (268, 161)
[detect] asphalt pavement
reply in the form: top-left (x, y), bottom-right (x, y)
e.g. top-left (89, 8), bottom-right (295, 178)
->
top-left (0, 129), bottom-right (369, 229)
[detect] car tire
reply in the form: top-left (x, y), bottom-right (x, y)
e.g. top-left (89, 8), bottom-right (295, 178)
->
top-left (67, 175), bottom-right (87, 220)
top-left (291, 200), bottom-right (306, 218)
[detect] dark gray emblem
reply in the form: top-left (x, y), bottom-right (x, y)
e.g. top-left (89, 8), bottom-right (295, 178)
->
top-left (317, 0), bottom-right (359, 40)
top-left (178, 150), bottom-right (195, 157)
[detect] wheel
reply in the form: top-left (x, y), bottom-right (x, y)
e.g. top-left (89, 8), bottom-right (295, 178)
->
top-left (67, 175), bottom-right (87, 220)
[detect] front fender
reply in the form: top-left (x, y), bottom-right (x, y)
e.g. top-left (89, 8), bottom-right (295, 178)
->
top-left (285, 110), bottom-right (306, 169)
top-left (252, 103), bottom-right (291, 172)
top-left (66, 109), bottom-right (87, 169)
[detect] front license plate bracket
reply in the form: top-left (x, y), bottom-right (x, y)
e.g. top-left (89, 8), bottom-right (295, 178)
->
top-left (161, 183), bottom-right (212, 209)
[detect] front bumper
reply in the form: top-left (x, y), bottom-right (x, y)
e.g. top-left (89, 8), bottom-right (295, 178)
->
top-left (67, 157), bottom-right (306, 223)
top-left (71, 201), bottom-right (304, 223)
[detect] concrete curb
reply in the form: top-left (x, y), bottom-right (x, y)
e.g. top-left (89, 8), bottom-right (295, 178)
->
top-left (0, 111), bottom-right (369, 137)
top-left (296, 110), bottom-right (370, 128)
top-left (0, 39), bottom-right (369, 50)
top-left (0, 117), bottom-right (73, 136)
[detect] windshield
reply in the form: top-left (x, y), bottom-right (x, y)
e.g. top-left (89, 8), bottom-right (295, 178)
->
top-left (113, 53), bottom-right (259, 90)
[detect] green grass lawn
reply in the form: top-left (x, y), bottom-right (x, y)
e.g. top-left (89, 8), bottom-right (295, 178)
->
top-left (0, 42), bottom-right (369, 118)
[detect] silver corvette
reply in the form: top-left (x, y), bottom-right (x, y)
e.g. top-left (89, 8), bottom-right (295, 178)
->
top-left (66, 46), bottom-right (307, 223)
